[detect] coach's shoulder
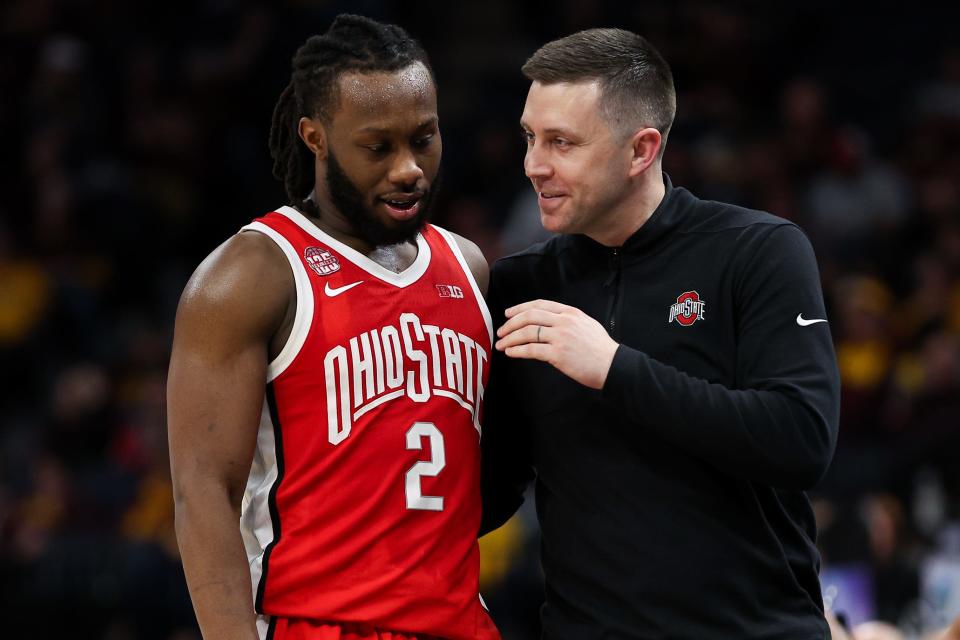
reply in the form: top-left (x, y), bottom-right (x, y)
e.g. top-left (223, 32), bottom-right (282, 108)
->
top-left (688, 195), bottom-right (794, 234)
top-left (494, 234), bottom-right (568, 270)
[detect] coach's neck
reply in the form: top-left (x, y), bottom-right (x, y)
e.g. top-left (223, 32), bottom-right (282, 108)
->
top-left (587, 167), bottom-right (665, 248)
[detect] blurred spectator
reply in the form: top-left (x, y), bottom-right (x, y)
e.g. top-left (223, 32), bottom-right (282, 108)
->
top-left (804, 126), bottom-right (912, 268)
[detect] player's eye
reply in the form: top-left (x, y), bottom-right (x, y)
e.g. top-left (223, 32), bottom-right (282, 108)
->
top-left (413, 134), bottom-right (434, 149)
top-left (364, 143), bottom-right (389, 154)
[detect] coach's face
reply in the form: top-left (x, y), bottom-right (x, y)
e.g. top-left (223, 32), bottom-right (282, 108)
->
top-left (521, 80), bottom-right (633, 237)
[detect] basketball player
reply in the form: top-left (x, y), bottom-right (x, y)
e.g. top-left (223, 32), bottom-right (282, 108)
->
top-left (167, 15), bottom-right (499, 640)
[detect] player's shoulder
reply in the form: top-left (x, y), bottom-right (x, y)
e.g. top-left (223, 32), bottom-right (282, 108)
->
top-left (197, 229), bottom-right (289, 290)
top-left (429, 224), bottom-right (486, 265)
top-left (427, 224), bottom-right (489, 296)
top-left (177, 229), bottom-right (292, 323)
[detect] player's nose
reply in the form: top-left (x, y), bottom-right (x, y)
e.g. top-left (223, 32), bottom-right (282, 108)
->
top-left (388, 148), bottom-right (424, 187)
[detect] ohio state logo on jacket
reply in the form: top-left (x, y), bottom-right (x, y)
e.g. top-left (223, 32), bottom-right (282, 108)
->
top-left (669, 291), bottom-right (706, 326)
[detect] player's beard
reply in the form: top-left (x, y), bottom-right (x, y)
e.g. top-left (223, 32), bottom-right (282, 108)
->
top-left (326, 149), bottom-right (437, 247)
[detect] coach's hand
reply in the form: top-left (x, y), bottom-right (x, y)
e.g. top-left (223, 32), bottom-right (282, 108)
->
top-left (495, 299), bottom-right (619, 389)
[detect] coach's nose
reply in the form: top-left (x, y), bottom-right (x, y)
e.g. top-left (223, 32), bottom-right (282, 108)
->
top-left (524, 141), bottom-right (553, 181)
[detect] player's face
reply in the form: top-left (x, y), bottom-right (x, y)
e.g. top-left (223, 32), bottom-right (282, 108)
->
top-left (521, 80), bottom-right (633, 237)
top-left (322, 62), bottom-right (441, 245)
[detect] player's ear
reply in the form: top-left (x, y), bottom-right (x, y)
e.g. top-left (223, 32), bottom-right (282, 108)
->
top-left (298, 117), bottom-right (327, 159)
top-left (627, 127), bottom-right (662, 177)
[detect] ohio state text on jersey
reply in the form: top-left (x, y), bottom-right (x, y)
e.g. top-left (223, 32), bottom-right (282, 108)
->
top-left (238, 206), bottom-right (499, 640)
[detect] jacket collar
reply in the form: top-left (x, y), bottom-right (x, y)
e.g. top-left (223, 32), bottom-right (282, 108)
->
top-left (570, 173), bottom-right (692, 258)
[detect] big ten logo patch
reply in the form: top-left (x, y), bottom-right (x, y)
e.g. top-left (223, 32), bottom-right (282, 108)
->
top-left (304, 247), bottom-right (341, 276)
top-left (436, 284), bottom-right (464, 299)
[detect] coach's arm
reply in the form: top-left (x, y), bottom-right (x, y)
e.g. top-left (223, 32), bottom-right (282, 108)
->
top-left (496, 225), bottom-right (839, 491)
top-left (479, 268), bottom-right (536, 535)
top-left (167, 232), bottom-right (292, 640)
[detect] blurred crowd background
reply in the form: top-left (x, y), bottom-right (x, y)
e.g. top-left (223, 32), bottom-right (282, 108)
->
top-left (2, 1), bottom-right (959, 638)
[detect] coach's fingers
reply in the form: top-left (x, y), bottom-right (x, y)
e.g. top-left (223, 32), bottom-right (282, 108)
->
top-left (497, 308), bottom-right (560, 337)
top-left (496, 324), bottom-right (547, 350)
top-left (504, 342), bottom-right (552, 362)
top-left (505, 299), bottom-right (570, 318)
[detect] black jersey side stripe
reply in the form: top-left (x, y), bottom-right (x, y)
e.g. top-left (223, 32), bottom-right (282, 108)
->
top-left (255, 383), bottom-right (286, 612)
top-left (265, 615), bottom-right (278, 640)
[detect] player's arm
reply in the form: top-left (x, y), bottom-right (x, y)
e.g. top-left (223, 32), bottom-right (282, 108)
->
top-left (167, 232), bottom-right (292, 640)
top-left (449, 232), bottom-right (489, 298)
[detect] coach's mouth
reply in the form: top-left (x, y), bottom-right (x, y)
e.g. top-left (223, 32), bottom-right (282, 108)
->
top-left (538, 191), bottom-right (567, 210)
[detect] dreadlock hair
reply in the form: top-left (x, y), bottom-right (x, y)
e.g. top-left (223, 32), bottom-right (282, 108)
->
top-left (268, 14), bottom-right (433, 213)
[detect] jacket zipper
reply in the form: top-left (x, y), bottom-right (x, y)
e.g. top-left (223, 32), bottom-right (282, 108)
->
top-left (607, 247), bottom-right (621, 336)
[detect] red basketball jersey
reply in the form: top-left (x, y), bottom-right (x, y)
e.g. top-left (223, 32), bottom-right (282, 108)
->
top-left (238, 206), bottom-right (499, 640)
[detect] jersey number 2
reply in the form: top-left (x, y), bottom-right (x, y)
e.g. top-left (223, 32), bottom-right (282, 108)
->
top-left (405, 422), bottom-right (445, 511)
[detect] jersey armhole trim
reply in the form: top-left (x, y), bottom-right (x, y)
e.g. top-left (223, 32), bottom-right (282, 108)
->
top-left (432, 225), bottom-right (494, 346)
top-left (240, 221), bottom-right (314, 381)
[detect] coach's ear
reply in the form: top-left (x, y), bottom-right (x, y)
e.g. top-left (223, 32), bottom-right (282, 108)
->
top-left (298, 117), bottom-right (327, 159)
top-left (628, 127), bottom-right (662, 177)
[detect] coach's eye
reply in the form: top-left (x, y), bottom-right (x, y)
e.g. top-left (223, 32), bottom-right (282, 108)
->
top-left (554, 138), bottom-right (571, 148)
top-left (521, 130), bottom-right (534, 144)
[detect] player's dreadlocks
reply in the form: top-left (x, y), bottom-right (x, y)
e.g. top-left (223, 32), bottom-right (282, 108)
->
top-left (268, 14), bottom-right (432, 214)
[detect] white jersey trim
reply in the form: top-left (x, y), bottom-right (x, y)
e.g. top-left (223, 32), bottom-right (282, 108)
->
top-left (240, 221), bottom-right (314, 382)
top-left (274, 205), bottom-right (432, 288)
top-left (432, 225), bottom-right (494, 346)
top-left (240, 398), bottom-right (279, 612)
top-left (256, 615), bottom-right (271, 640)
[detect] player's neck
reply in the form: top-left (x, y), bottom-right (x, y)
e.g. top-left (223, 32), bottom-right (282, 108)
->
top-left (301, 202), bottom-right (371, 253)
top-left (586, 171), bottom-right (666, 247)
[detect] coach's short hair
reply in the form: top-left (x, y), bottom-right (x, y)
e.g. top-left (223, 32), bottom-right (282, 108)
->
top-left (522, 28), bottom-right (676, 157)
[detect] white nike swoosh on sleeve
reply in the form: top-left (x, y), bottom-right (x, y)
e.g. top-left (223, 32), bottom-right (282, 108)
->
top-left (796, 313), bottom-right (828, 326)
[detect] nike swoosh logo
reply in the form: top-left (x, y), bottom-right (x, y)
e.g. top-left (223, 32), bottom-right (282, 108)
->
top-left (325, 281), bottom-right (364, 297)
top-left (796, 313), bottom-right (827, 326)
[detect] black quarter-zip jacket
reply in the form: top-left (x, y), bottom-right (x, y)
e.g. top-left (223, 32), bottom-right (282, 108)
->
top-left (481, 176), bottom-right (840, 640)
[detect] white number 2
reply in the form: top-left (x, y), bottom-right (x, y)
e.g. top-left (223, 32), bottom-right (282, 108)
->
top-left (405, 422), bottom-right (445, 511)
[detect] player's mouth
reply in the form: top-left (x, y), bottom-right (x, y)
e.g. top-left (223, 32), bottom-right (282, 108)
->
top-left (379, 193), bottom-right (424, 221)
